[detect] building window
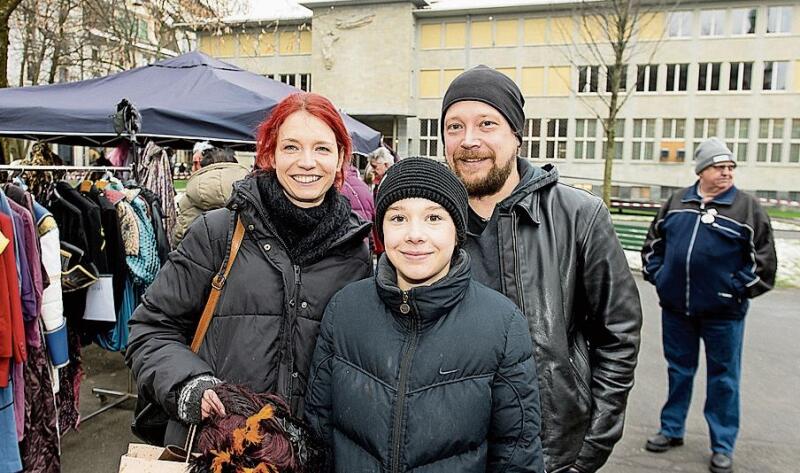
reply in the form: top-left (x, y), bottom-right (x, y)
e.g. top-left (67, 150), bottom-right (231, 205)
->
top-left (698, 62), bottom-right (721, 91)
top-left (725, 118), bottom-right (750, 162)
top-left (728, 62), bottom-right (752, 91)
top-left (700, 10), bottom-right (725, 36)
top-left (275, 73), bottom-right (311, 91)
top-left (660, 118), bottom-right (686, 162)
top-left (602, 119), bottom-right (625, 161)
top-left (575, 119), bottom-right (597, 159)
top-left (578, 66), bottom-right (599, 93)
top-left (694, 118), bottom-right (718, 155)
top-left (763, 61), bottom-right (788, 91)
top-left (300, 74), bottom-right (310, 91)
top-left (666, 63), bottom-right (688, 91)
top-left (632, 119), bottom-right (656, 160)
top-left (758, 118), bottom-right (784, 163)
top-left (731, 8), bottom-right (757, 35)
top-left (756, 190), bottom-right (778, 200)
top-left (791, 119), bottom-right (800, 163)
top-left (419, 119), bottom-right (438, 158)
top-left (279, 73), bottom-right (295, 87)
top-left (521, 118), bottom-right (542, 159)
top-left (667, 11), bottom-right (692, 38)
top-left (789, 191), bottom-right (800, 202)
top-left (767, 6), bottom-right (792, 34)
top-left (545, 119), bottom-right (568, 159)
top-left (606, 65), bottom-right (627, 92)
top-left (636, 64), bottom-right (658, 92)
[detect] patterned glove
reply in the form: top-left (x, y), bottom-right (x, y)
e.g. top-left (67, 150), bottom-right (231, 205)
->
top-left (177, 375), bottom-right (221, 424)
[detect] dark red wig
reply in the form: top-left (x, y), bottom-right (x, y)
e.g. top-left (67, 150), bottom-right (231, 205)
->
top-left (189, 384), bottom-right (327, 473)
top-left (254, 92), bottom-right (352, 189)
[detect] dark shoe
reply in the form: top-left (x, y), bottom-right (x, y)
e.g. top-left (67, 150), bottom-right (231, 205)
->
top-left (645, 433), bottom-right (684, 452)
top-left (709, 452), bottom-right (733, 473)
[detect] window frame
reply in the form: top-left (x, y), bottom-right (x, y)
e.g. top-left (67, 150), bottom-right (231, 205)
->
top-left (419, 118), bottom-right (439, 158)
top-left (667, 11), bottom-right (693, 38)
top-left (766, 6), bottom-right (793, 34)
top-left (636, 64), bottom-right (659, 92)
top-left (700, 9), bottom-right (725, 37)
top-left (632, 118), bottom-right (656, 160)
top-left (578, 65), bottom-right (600, 93)
top-left (666, 63), bottom-right (689, 92)
top-left (725, 118), bottom-right (750, 163)
top-left (521, 118), bottom-right (542, 159)
top-left (574, 118), bottom-right (599, 160)
top-left (762, 61), bottom-right (788, 91)
top-left (790, 119), bottom-right (800, 163)
top-left (728, 62), bottom-right (753, 91)
top-left (757, 118), bottom-right (785, 163)
top-left (545, 118), bottom-right (568, 159)
top-left (697, 62), bottom-right (722, 92)
top-left (730, 7), bottom-right (757, 35)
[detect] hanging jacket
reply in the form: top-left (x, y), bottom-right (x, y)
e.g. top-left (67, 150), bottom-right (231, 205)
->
top-left (305, 252), bottom-right (544, 473)
top-left (641, 183), bottom-right (777, 318)
top-left (172, 162), bottom-right (250, 245)
top-left (126, 176), bottom-right (372, 446)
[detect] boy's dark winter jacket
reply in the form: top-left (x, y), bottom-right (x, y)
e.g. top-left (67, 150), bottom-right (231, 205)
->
top-left (305, 252), bottom-right (544, 473)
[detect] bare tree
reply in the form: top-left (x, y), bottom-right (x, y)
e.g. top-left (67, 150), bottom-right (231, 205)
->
top-left (559, 0), bottom-right (672, 207)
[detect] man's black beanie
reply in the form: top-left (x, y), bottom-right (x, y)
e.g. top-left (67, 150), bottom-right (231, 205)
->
top-left (375, 157), bottom-right (468, 246)
top-left (440, 65), bottom-right (526, 143)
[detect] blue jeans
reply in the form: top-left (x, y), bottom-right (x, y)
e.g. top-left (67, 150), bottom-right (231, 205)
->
top-left (659, 309), bottom-right (745, 455)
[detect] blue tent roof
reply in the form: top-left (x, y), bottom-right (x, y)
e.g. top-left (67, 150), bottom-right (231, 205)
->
top-left (0, 51), bottom-right (382, 153)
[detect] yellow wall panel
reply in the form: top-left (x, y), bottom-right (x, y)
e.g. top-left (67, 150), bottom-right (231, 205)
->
top-left (216, 35), bottom-right (235, 57)
top-left (238, 34), bottom-right (257, 57)
top-left (444, 22), bottom-right (466, 48)
top-left (419, 70), bottom-right (441, 98)
top-left (257, 33), bottom-right (276, 56)
top-left (443, 69), bottom-right (463, 93)
top-left (581, 15), bottom-right (605, 43)
top-left (197, 35), bottom-right (214, 54)
top-left (548, 66), bottom-right (571, 96)
top-left (795, 61), bottom-right (800, 92)
top-left (471, 21), bottom-right (492, 47)
top-left (299, 30), bottom-right (312, 54)
top-left (550, 16), bottom-right (573, 44)
top-left (497, 67), bottom-right (516, 81)
top-left (524, 18), bottom-right (547, 44)
top-left (495, 19), bottom-right (518, 46)
top-left (522, 67), bottom-right (544, 96)
top-left (420, 23), bottom-right (441, 49)
top-left (280, 31), bottom-right (305, 55)
top-left (639, 12), bottom-right (665, 40)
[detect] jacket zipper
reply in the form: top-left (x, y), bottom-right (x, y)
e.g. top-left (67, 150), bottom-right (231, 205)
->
top-left (285, 264), bottom-right (302, 397)
top-left (510, 212), bottom-right (526, 315)
top-left (684, 203), bottom-right (704, 316)
top-left (391, 291), bottom-right (418, 473)
top-left (240, 190), bottom-right (300, 399)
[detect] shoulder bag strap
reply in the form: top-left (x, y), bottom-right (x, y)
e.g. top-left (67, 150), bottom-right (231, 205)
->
top-left (189, 216), bottom-right (246, 353)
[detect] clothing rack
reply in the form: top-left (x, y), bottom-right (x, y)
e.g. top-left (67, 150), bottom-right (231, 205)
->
top-left (1, 163), bottom-right (138, 425)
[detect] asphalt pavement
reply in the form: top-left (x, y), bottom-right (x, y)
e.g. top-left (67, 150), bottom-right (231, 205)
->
top-left (59, 275), bottom-right (800, 473)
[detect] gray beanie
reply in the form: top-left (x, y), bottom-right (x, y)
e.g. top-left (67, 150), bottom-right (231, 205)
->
top-left (694, 137), bottom-right (736, 174)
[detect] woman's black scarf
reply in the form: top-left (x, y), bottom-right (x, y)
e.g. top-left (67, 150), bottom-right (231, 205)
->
top-left (256, 172), bottom-right (352, 266)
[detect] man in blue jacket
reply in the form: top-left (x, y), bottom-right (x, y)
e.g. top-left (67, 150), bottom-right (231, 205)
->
top-left (641, 137), bottom-right (777, 473)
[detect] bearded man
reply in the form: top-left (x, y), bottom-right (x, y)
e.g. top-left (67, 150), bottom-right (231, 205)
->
top-left (440, 65), bottom-right (643, 473)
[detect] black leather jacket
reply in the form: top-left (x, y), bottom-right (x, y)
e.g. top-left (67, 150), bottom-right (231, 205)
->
top-left (466, 160), bottom-right (642, 473)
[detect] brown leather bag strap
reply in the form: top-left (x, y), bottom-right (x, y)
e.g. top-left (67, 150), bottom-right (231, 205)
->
top-left (190, 217), bottom-right (246, 353)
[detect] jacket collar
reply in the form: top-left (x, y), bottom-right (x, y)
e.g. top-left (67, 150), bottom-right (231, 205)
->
top-left (375, 250), bottom-right (472, 329)
top-left (682, 181), bottom-right (737, 205)
top-left (229, 176), bottom-right (371, 250)
top-left (499, 159), bottom-right (559, 225)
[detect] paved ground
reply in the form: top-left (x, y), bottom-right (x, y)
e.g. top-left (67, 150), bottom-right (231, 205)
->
top-left (60, 275), bottom-right (799, 473)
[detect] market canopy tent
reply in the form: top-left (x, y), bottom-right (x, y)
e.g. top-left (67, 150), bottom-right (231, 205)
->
top-left (0, 51), bottom-right (381, 153)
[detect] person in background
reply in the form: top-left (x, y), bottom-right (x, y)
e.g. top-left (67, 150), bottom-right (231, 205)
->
top-left (172, 147), bottom-right (249, 245)
top-left (641, 138), bottom-right (777, 473)
top-left (340, 156), bottom-right (378, 253)
top-left (126, 92), bottom-right (372, 448)
top-left (192, 141), bottom-right (214, 172)
top-left (305, 157), bottom-right (543, 472)
top-left (367, 147), bottom-right (394, 198)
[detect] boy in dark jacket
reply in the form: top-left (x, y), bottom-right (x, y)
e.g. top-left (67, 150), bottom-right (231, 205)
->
top-left (305, 157), bottom-right (544, 473)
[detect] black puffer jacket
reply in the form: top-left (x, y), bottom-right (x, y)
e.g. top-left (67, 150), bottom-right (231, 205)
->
top-left (305, 252), bottom-right (544, 473)
top-left (126, 177), bottom-right (372, 446)
top-left (469, 160), bottom-right (642, 473)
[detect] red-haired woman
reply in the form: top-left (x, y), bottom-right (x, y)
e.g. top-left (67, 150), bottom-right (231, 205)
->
top-left (126, 92), bottom-right (372, 448)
